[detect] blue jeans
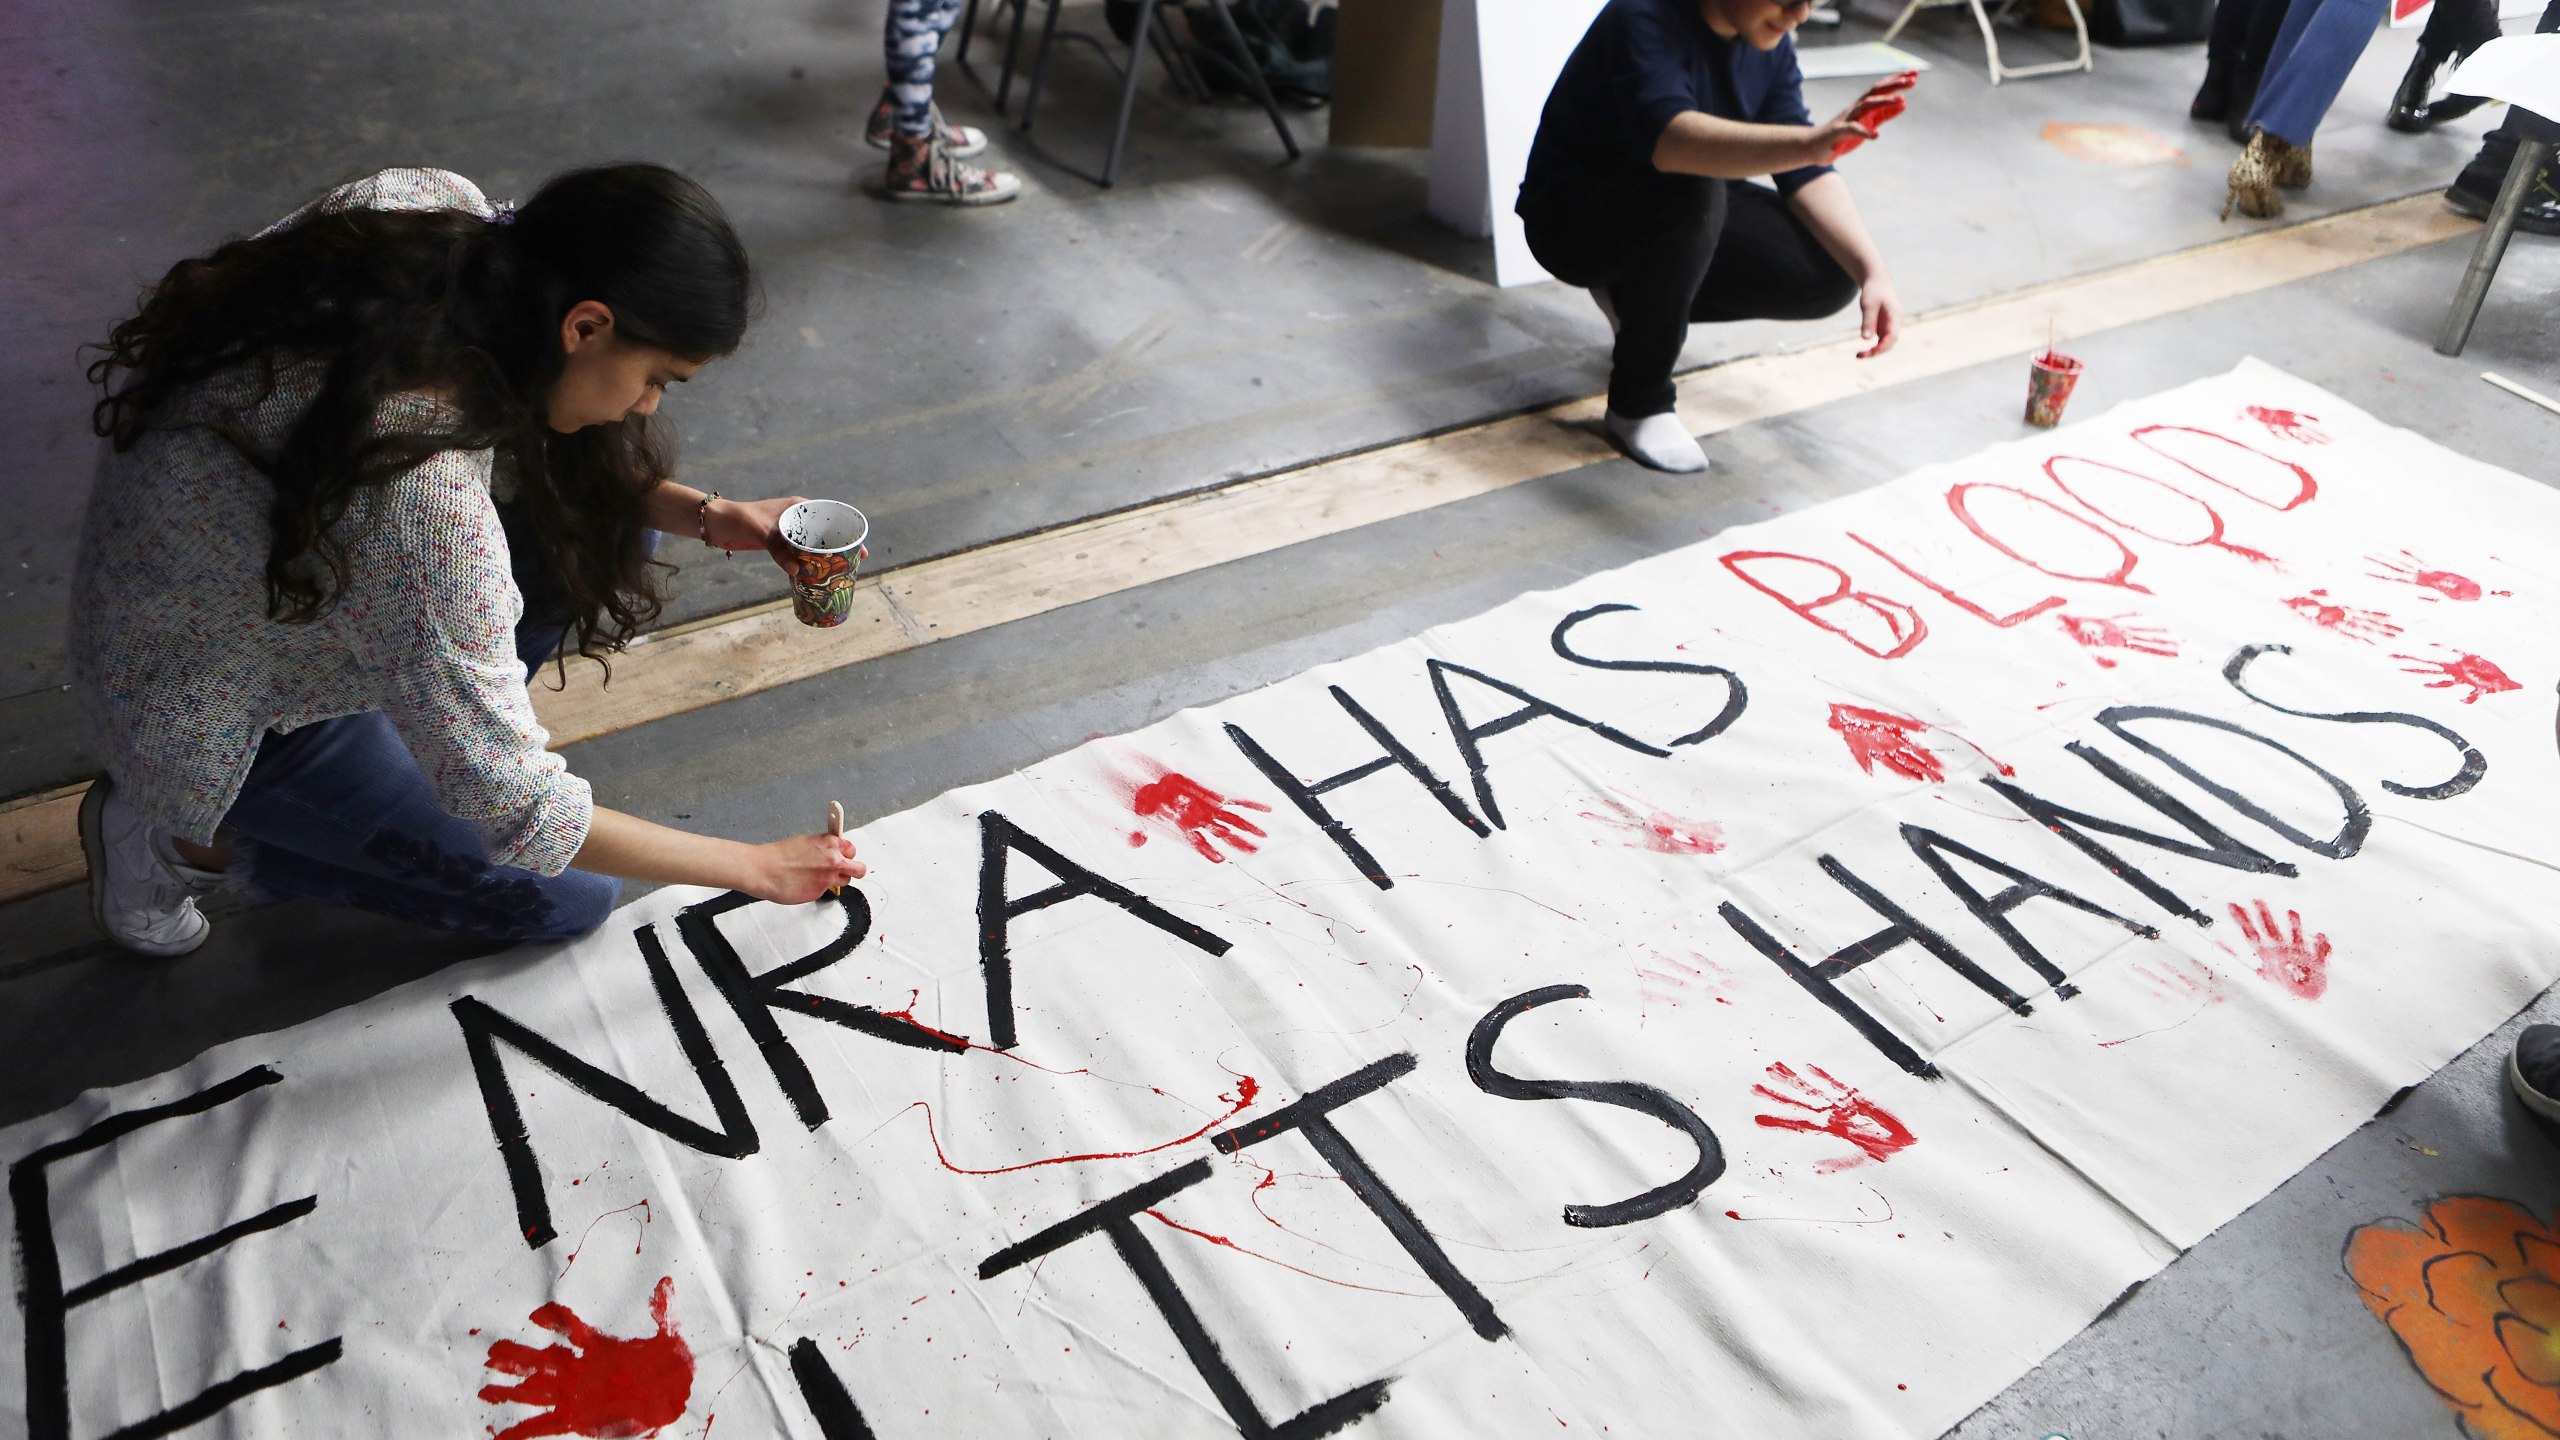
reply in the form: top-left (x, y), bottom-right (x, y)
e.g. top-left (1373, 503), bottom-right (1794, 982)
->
top-left (221, 507), bottom-right (622, 943)
top-left (2247, 0), bottom-right (2388, 146)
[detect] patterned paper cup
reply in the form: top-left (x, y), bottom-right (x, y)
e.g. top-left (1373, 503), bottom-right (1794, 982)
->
top-left (2025, 350), bottom-right (2084, 429)
top-left (779, 500), bottom-right (870, 628)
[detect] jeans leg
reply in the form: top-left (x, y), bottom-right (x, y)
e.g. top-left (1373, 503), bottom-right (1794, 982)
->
top-left (1688, 183), bottom-right (1859, 325)
top-left (2248, 0), bottom-right (2388, 145)
top-left (1522, 174), bottom-right (1721, 418)
top-left (224, 713), bottom-right (619, 944)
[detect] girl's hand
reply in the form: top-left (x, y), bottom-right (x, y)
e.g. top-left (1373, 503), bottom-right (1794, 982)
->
top-left (1810, 109), bottom-right (1882, 165)
top-left (1856, 276), bottom-right (1905, 359)
top-left (699, 495), bottom-right (807, 566)
top-left (741, 831), bottom-right (865, 905)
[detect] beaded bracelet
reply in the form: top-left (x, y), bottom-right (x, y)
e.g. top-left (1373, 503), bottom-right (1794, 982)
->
top-left (696, 491), bottom-right (730, 557)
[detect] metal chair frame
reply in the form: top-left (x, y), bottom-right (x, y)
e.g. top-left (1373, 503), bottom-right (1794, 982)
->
top-left (2437, 136), bottom-right (2557, 356)
top-left (1878, 0), bottom-right (2091, 83)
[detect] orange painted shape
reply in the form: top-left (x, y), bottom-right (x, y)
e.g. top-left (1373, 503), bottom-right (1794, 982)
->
top-left (2345, 1196), bottom-right (2560, 1439)
top-left (2040, 122), bottom-right (2187, 168)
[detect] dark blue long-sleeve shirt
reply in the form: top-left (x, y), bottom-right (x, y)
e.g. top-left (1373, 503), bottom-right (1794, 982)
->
top-left (1518, 0), bottom-right (1834, 213)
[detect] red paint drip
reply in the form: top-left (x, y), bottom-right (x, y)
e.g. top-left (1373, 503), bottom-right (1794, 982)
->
top-left (1828, 704), bottom-right (1945, 784)
top-left (558, 1198), bottom-right (651, 1281)
top-left (2243, 405), bottom-right (2328, 445)
top-left (2395, 650), bottom-right (2520, 705)
top-left (2280, 590), bottom-right (2401, 644)
top-left (2057, 612), bottom-right (2179, 668)
top-left (480, 1276), bottom-right (693, 1440)
top-left (1130, 770), bottom-right (1271, 864)
top-left (1752, 1062), bottom-right (1917, 1173)
top-left (907, 1071), bottom-right (1258, 1175)
top-left (2229, 899), bottom-right (2331, 1000)
top-left (1142, 1210), bottom-right (1432, 1298)
top-left (1579, 793), bottom-right (1725, 855)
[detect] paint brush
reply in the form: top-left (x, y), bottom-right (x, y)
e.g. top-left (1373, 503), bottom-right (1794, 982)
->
top-left (827, 800), bottom-right (846, 897)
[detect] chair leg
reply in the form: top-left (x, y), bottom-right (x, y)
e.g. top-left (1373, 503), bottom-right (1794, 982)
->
top-left (1021, 0), bottom-right (1069, 133)
top-left (1195, 0), bottom-right (1300, 160)
top-left (2438, 138), bottom-right (2556, 357)
top-left (1880, 0), bottom-right (1927, 45)
top-left (998, 0), bottom-right (1034, 112)
top-left (958, 0), bottom-right (982, 71)
top-left (1965, 0), bottom-right (2005, 84)
top-left (1101, 0), bottom-right (1163, 186)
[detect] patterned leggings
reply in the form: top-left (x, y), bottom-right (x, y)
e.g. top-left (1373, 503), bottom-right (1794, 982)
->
top-left (886, 0), bottom-right (967, 140)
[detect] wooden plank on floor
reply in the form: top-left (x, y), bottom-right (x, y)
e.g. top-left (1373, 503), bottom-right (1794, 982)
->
top-left (2, 195), bottom-right (2474, 905)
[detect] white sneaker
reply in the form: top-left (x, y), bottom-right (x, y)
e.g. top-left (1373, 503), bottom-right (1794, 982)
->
top-left (79, 780), bottom-right (218, 957)
top-left (1605, 409), bottom-right (1709, 473)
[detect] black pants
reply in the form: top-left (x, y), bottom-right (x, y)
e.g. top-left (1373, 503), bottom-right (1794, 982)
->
top-left (2415, 0), bottom-right (2500, 54)
top-left (1521, 173), bottom-right (1858, 418)
top-left (2207, 0), bottom-right (2292, 72)
top-left (2457, 0), bottom-right (2560, 196)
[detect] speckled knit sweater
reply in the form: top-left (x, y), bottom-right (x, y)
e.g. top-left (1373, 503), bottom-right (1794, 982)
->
top-left (69, 168), bottom-right (592, 876)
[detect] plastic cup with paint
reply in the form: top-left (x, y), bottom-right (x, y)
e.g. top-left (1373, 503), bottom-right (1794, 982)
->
top-left (778, 499), bottom-right (870, 628)
top-left (2025, 350), bottom-right (2084, 428)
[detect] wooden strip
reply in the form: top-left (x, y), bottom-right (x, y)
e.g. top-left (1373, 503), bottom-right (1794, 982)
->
top-left (0, 195), bottom-right (2473, 905)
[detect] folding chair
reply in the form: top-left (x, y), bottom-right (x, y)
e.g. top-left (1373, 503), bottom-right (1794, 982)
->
top-left (1012, 0), bottom-right (1301, 185)
top-left (1879, 0), bottom-right (2091, 83)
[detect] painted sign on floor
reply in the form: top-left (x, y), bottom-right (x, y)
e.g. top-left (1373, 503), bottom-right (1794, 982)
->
top-left (10, 359), bottom-right (2559, 1440)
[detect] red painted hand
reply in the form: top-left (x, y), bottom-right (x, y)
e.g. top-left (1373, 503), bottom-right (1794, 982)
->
top-left (2057, 612), bottom-right (2179, 667)
top-left (2229, 900), bottom-right (2331, 1000)
top-left (2394, 649), bottom-right (2521, 705)
top-left (1132, 771), bottom-right (1272, 863)
top-left (2365, 550), bottom-right (2487, 603)
top-left (2281, 590), bottom-right (2402, 644)
top-left (480, 1277), bottom-right (694, 1440)
top-left (1827, 703), bottom-right (1944, 784)
top-left (1752, 1062), bottom-right (1917, 1173)
top-left (2243, 405), bottom-right (2328, 445)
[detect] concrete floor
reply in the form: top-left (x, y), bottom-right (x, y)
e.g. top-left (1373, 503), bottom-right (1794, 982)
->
top-left (5, 0), bottom-right (2559, 1434)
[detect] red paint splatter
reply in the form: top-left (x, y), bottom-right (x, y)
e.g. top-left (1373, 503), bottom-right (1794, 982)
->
top-left (1752, 1063), bottom-right (1917, 1173)
top-left (557, 1199), bottom-right (651, 1281)
top-left (2244, 405), bottom-right (2328, 445)
top-left (2395, 650), bottom-right (2522, 705)
top-left (2281, 590), bottom-right (2401, 644)
top-left (906, 1070), bottom-right (1259, 1175)
top-left (2230, 900), bottom-right (2331, 1000)
top-left (1828, 704), bottom-right (1944, 784)
top-left (1129, 770), bottom-right (1272, 863)
top-left (480, 1276), bottom-right (693, 1440)
top-left (2057, 612), bottom-right (2178, 668)
top-left (1141, 1210), bottom-right (1432, 1298)
top-left (874, 990), bottom-right (971, 1048)
top-left (1579, 793), bottom-right (1724, 855)
top-left (2366, 551), bottom-right (2486, 602)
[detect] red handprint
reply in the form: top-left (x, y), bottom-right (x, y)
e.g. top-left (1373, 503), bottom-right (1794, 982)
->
top-left (1752, 1062), bottom-right (1917, 1173)
top-left (1580, 792), bottom-right (1725, 855)
top-left (2057, 612), bottom-right (2179, 668)
top-left (1131, 771), bottom-right (1271, 863)
top-left (2393, 649), bottom-right (2521, 705)
top-left (2365, 551), bottom-right (2488, 603)
top-left (480, 1276), bottom-right (694, 1440)
top-left (2128, 951), bottom-right (2223, 1006)
top-left (2244, 405), bottom-right (2328, 445)
top-left (2281, 590), bottom-right (2402, 644)
top-left (2229, 900), bottom-right (2331, 1000)
top-left (1830, 70), bottom-right (1917, 158)
top-left (1827, 703), bottom-right (1944, 784)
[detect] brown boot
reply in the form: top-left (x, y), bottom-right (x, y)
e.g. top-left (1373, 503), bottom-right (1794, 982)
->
top-left (2223, 130), bottom-right (2283, 221)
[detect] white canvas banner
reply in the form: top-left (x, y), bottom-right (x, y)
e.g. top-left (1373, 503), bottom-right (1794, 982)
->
top-left (10, 359), bottom-right (2558, 1440)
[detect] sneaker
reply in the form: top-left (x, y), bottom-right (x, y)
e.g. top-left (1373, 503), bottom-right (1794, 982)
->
top-left (881, 132), bottom-right (1021, 206)
top-left (866, 93), bottom-right (990, 159)
top-left (2447, 171), bottom-right (2560, 238)
top-left (78, 779), bottom-right (217, 957)
top-left (2511, 1024), bottom-right (2560, 1123)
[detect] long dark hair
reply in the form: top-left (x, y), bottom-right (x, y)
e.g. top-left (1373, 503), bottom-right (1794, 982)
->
top-left (87, 163), bottom-right (753, 669)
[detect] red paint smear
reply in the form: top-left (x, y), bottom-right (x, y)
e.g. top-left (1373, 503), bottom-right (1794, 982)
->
top-left (1828, 704), bottom-right (1945, 784)
top-left (2229, 899), bottom-right (2331, 1000)
top-left (2057, 612), bottom-right (2178, 668)
top-left (1580, 793), bottom-right (1724, 855)
top-left (906, 1071), bottom-right (1258, 1175)
top-left (2394, 650), bottom-right (2522, 704)
top-left (1752, 1062), bottom-right (1917, 1173)
top-left (2281, 590), bottom-right (2402, 644)
top-left (480, 1276), bottom-right (693, 1440)
top-left (2366, 551), bottom-right (2484, 602)
top-left (1143, 1209), bottom-right (1432, 1298)
top-left (2244, 405), bottom-right (2328, 445)
top-left (1130, 769), bottom-right (1271, 864)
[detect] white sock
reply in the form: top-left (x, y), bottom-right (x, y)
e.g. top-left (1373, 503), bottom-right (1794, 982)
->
top-left (1605, 410), bottom-right (1708, 473)
top-left (1588, 287), bottom-right (1621, 335)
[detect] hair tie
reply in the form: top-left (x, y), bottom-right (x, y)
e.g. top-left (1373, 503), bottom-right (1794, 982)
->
top-left (491, 200), bottom-right (518, 227)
